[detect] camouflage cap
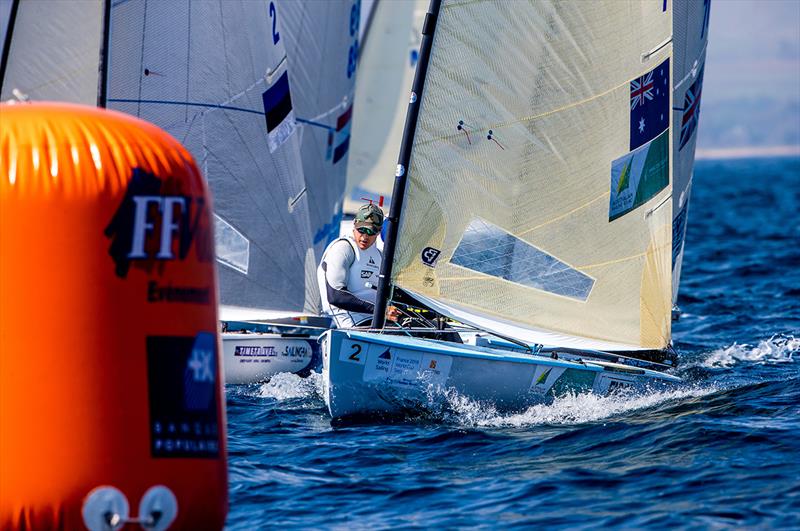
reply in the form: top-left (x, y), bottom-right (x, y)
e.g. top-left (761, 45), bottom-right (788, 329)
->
top-left (354, 203), bottom-right (384, 231)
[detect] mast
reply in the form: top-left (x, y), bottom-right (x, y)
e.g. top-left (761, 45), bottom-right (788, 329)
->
top-left (0, 0), bottom-right (20, 95)
top-left (372, 0), bottom-right (441, 328)
top-left (97, 0), bottom-right (111, 107)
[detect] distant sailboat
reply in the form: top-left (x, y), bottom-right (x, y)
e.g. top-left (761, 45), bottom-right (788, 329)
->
top-left (344, 0), bottom-right (428, 214)
top-left (1, 0), bottom-right (358, 384)
top-left (321, 0), bottom-right (708, 419)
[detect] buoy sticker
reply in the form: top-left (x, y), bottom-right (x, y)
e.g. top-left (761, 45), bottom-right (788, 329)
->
top-left (146, 332), bottom-right (220, 458)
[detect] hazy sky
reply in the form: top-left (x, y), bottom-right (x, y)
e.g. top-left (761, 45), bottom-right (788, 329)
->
top-left (704, 0), bottom-right (800, 103)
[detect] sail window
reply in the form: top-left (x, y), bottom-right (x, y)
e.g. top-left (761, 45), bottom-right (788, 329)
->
top-left (214, 214), bottom-right (250, 274)
top-left (450, 219), bottom-right (594, 301)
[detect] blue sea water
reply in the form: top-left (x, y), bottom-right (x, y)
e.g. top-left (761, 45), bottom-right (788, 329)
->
top-left (225, 157), bottom-right (800, 529)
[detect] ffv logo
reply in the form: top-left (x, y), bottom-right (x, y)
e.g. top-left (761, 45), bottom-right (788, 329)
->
top-left (105, 168), bottom-right (210, 278)
top-left (368, 257), bottom-right (376, 266)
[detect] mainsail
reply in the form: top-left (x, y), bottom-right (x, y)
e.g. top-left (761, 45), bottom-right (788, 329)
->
top-left (280, 0), bottom-right (361, 256)
top-left (671, 0), bottom-right (710, 305)
top-left (0, 0), bottom-right (104, 104)
top-left (2, 0), bottom-right (353, 321)
top-left (105, 0), bottom-right (319, 319)
top-left (385, 0), bottom-right (676, 351)
top-left (344, 0), bottom-right (427, 213)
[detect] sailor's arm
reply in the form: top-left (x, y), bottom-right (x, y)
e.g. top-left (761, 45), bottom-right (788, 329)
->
top-left (321, 241), bottom-right (375, 314)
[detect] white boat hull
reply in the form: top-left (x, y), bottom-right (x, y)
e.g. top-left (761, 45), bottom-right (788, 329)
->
top-left (321, 330), bottom-right (681, 419)
top-left (222, 333), bottom-right (317, 384)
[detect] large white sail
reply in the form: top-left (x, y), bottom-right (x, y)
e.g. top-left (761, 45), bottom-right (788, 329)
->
top-left (344, 0), bottom-right (427, 213)
top-left (105, 0), bottom-right (320, 319)
top-left (279, 0), bottom-right (360, 260)
top-left (391, 0), bottom-right (674, 351)
top-left (1, 0), bottom-right (104, 104)
top-left (672, 0), bottom-right (710, 306)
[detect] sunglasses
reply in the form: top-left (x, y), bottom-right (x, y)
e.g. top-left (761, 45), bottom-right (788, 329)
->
top-left (356, 227), bottom-right (378, 236)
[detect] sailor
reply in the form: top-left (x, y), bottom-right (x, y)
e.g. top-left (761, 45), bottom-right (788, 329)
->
top-left (317, 203), bottom-right (400, 328)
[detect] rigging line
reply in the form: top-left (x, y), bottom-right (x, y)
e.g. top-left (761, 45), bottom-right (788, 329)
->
top-left (295, 117), bottom-right (335, 132)
top-left (519, 192), bottom-right (609, 237)
top-left (106, 98), bottom-right (264, 115)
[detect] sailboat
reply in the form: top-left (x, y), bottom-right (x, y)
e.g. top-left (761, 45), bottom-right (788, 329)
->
top-left (321, 0), bottom-right (709, 419)
top-left (0, 0), bottom-right (357, 384)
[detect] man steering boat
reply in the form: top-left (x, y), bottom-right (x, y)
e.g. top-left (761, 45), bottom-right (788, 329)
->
top-left (317, 203), bottom-right (401, 328)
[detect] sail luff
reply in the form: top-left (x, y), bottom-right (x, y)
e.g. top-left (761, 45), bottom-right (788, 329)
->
top-left (373, 0), bottom-right (443, 328)
top-left (0, 0), bottom-right (20, 94)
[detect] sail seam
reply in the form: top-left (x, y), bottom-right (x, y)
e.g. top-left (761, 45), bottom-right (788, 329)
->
top-left (519, 192), bottom-right (609, 237)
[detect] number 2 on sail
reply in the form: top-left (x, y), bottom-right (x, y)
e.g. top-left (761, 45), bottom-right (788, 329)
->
top-left (269, 2), bottom-right (280, 45)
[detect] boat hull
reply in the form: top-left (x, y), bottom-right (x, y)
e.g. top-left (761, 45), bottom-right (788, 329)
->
top-left (222, 333), bottom-right (318, 384)
top-left (321, 330), bottom-right (681, 420)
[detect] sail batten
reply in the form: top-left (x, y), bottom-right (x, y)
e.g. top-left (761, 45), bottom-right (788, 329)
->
top-left (391, 0), bottom-right (675, 349)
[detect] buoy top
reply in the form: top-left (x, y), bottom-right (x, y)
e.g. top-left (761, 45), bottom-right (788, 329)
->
top-left (0, 102), bottom-right (202, 198)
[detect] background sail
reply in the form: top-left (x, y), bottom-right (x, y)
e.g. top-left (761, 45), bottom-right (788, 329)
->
top-left (393, 0), bottom-right (674, 350)
top-left (344, 0), bottom-right (427, 213)
top-left (106, 0), bottom-right (318, 318)
top-left (280, 0), bottom-right (360, 262)
top-left (672, 0), bottom-right (710, 306)
top-left (1, 0), bottom-right (103, 104)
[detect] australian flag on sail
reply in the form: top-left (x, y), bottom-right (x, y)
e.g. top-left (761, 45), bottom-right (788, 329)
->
top-left (262, 70), bottom-right (296, 153)
top-left (331, 104), bottom-right (353, 164)
top-left (679, 67), bottom-right (704, 150)
top-left (630, 58), bottom-right (670, 150)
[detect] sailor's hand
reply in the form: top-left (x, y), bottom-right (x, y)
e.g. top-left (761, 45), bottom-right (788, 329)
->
top-left (386, 305), bottom-right (401, 322)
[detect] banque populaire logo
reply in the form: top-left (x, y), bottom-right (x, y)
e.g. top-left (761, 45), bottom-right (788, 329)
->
top-left (105, 168), bottom-right (213, 281)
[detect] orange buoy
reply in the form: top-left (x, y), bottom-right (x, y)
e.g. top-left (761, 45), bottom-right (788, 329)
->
top-left (0, 102), bottom-right (227, 530)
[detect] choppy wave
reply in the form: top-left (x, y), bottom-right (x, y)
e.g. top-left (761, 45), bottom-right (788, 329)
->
top-left (439, 385), bottom-right (719, 429)
top-left (257, 372), bottom-right (323, 401)
top-left (701, 334), bottom-right (799, 368)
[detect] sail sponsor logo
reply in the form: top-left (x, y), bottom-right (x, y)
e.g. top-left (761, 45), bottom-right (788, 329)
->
top-left (421, 247), bottom-right (441, 267)
top-left (105, 168), bottom-right (213, 279)
top-left (609, 130), bottom-right (669, 221)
